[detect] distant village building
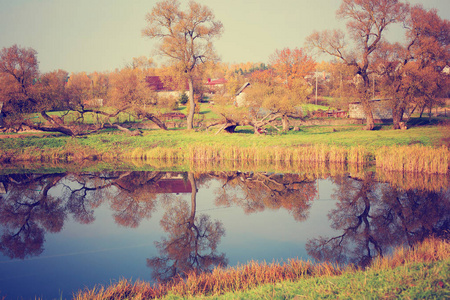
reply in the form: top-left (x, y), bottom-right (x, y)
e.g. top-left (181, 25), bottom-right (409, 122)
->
top-left (235, 82), bottom-right (251, 107)
top-left (83, 98), bottom-right (103, 108)
top-left (206, 78), bottom-right (227, 90)
top-left (349, 99), bottom-right (407, 122)
top-left (204, 78), bottom-right (227, 100)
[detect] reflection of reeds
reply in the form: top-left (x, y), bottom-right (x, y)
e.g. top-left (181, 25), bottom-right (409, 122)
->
top-left (377, 170), bottom-right (449, 192)
top-left (73, 238), bottom-right (449, 300)
top-left (376, 145), bottom-right (449, 174)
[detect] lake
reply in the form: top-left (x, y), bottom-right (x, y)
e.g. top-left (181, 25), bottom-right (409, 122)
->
top-left (0, 167), bottom-right (448, 299)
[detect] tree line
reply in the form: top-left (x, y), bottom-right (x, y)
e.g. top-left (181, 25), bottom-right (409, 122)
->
top-left (0, 0), bottom-right (448, 136)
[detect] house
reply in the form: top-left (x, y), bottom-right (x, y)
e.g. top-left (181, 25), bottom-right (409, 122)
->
top-left (349, 99), bottom-right (407, 122)
top-left (206, 78), bottom-right (227, 89)
top-left (235, 82), bottom-right (251, 107)
top-left (205, 78), bottom-right (227, 98)
top-left (82, 98), bottom-right (103, 108)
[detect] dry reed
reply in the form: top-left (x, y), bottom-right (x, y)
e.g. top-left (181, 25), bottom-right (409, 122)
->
top-left (376, 145), bottom-right (449, 174)
top-left (73, 237), bottom-right (449, 300)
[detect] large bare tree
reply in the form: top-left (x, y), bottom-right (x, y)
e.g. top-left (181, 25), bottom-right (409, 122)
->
top-left (306, 0), bottom-right (409, 130)
top-left (142, 0), bottom-right (223, 130)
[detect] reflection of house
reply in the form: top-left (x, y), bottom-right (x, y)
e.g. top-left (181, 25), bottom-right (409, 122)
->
top-left (235, 82), bottom-right (251, 107)
top-left (146, 76), bottom-right (190, 99)
top-left (154, 180), bottom-right (192, 194)
top-left (349, 99), bottom-right (407, 122)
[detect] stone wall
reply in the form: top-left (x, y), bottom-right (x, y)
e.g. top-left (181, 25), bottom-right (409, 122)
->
top-left (349, 100), bottom-right (394, 120)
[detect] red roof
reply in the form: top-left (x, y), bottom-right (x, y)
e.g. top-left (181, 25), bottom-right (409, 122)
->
top-left (206, 78), bottom-right (227, 85)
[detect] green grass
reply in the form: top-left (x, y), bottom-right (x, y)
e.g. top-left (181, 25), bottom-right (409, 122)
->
top-left (72, 123), bottom-right (444, 152)
top-left (198, 260), bottom-right (449, 300)
top-left (1, 117), bottom-right (448, 173)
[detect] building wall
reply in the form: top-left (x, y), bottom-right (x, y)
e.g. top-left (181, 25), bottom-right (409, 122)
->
top-left (157, 91), bottom-right (190, 99)
top-left (349, 100), bottom-right (394, 120)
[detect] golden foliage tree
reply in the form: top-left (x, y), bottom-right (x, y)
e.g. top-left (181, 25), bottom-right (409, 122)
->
top-left (108, 67), bottom-right (168, 130)
top-left (142, 0), bottom-right (223, 130)
top-left (373, 5), bottom-right (449, 128)
top-left (33, 69), bottom-right (69, 112)
top-left (0, 45), bottom-right (39, 127)
top-left (65, 72), bottom-right (92, 109)
top-left (269, 47), bottom-right (316, 88)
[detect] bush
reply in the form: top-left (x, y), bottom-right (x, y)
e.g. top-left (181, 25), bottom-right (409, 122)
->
top-left (179, 92), bottom-right (189, 105)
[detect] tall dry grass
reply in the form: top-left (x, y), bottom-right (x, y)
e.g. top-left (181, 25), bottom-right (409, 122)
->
top-left (376, 145), bottom-right (449, 174)
top-left (123, 144), bottom-right (373, 166)
top-left (74, 237), bottom-right (449, 300)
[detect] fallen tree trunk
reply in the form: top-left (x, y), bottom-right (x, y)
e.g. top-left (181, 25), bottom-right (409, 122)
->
top-left (213, 112), bottom-right (281, 135)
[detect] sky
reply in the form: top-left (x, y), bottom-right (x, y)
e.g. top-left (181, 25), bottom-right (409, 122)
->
top-left (0, 0), bottom-right (449, 74)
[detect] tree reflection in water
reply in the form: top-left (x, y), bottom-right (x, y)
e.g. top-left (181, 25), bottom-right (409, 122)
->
top-left (306, 172), bottom-right (450, 268)
top-left (147, 173), bottom-right (228, 283)
top-left (0, 169), bottom-right (448, 277)
top-left (210, 171), bottom-right (317, 221)
top-left (0, 171), bottom-right (168, 259)
top-left (0, 173), bottom-right (67, 259)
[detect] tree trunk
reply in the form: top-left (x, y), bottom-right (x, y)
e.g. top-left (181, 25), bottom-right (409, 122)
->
top-left (187, 77), bottom-right (195, 130)
top-left (25, 122), bottom-right (76, 136)
top-left (419, 105), bottom-right (425, 118)
top-left (281, 114), bottom-right (289, 131)
top-left (188, 172), bottom-right (197, 223)
top-left (392, 108), bottom-right (403, 130)
top-left (361, 100), bottom-right (375, 130)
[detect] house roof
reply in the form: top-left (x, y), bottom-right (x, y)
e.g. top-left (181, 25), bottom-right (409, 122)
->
top-left (206, 78), bottom-right (227, 85)
top-left (235, 82), bottom-right (250, 96)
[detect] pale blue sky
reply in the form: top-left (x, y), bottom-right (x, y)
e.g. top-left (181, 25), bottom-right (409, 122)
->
top-left (0, 0), bottom-right (448, 73)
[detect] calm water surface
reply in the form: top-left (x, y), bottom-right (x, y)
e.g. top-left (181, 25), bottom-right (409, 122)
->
top-left (0, 170), bottom-right (448, 299)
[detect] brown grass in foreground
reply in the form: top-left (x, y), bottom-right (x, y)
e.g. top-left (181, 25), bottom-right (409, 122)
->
top-left (73, 237), bottom-right (449, 300)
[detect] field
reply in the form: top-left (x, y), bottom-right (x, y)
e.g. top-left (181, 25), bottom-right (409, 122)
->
top-left (1, 101), bottom-right (449, 174)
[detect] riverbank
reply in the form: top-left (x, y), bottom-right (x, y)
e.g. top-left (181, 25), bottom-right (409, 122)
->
top-left (73, 238), bottom-right (449, 299)
top-left (1, 122), bottom-right (449, 173)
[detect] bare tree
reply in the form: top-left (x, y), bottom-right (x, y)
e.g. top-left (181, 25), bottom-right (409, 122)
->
top-left (306, 0), bottom-right (409, 130)
top-left (142, 0), bottom-right (223, 130)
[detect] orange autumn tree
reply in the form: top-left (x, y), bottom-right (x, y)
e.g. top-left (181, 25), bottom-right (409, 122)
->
top-left (267, 48), bottom-right (315, 130)
top-left (372, 5), bottom-right (450, 129)
top-left (142, 0), bottom-right (223, 130)
top-left (0, 45), bottom-right (39, 128)
top-left (269, 48), bottom-right (316, 88)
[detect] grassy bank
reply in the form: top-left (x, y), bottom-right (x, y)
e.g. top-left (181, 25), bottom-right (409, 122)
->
top-left (1, 122), bottom-right (449, 173)
top-left (74, 238), bottom-right (449, 299)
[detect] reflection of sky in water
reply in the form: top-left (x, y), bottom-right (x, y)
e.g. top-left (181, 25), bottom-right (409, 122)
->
top-left (0, 178), bottom-right (336, 300)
